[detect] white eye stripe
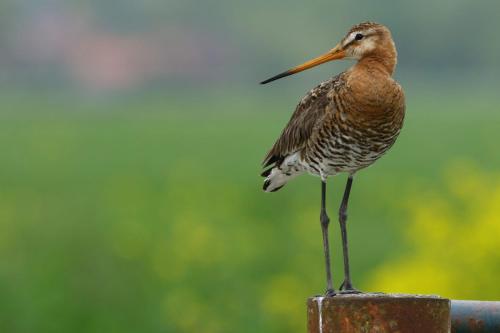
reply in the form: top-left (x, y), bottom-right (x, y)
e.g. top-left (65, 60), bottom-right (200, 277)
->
top-left (344, 32), bottom-right (356, 46)
top-left (344, 31), bottom-right (362, 46)
top-left (343, 29), bottom-right (375, 46)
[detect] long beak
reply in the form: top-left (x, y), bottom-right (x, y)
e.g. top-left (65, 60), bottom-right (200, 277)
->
top-left (260, 44), bottom-right (345, 85)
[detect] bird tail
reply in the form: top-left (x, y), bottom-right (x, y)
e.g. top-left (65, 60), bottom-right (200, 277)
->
top-left (261, 167), bottom-right (301, 192)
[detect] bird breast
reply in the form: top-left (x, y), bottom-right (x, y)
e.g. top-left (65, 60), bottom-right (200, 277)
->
top-left (303, 74), bottom-right (405, 175)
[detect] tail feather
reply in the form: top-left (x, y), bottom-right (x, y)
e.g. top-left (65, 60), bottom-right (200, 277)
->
top-left (260, 167), bottom-right (273, 178)
top-left (261, 152), bottom-right (303, 192)
top-left (263, 178), bottom-right (284, 192)
top-left (262, 167), bottom-right (300, 192)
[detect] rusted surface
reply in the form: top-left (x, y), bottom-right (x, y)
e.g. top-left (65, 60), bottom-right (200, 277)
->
top-left (307, 293), bottom-right (450, 333)
top-left (451, 300), bottom-right (500, 333)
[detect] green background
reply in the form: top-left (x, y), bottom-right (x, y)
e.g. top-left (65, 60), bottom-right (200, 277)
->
top-left (0, 1), bottom-right (499, 332)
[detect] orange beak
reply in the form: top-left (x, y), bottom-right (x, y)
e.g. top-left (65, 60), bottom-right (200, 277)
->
top-left (260, 44), bottom-right (346, 84)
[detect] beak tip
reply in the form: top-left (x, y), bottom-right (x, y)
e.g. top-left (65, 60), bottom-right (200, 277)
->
top-left (260, 71), bottom-right (292, 85)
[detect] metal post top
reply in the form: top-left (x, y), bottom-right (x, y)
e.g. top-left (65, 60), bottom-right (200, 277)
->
top-left (308, 292), bottom-right (450, 303)
top-left (307, 294), bottom-right (500, 333)
top-left (307, 293), bottom-right (451, 333)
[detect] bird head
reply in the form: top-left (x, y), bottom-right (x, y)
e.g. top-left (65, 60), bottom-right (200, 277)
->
top-left (339, 22), bottom-right (395, 61)
top-left (261, 22), bottom-right (396, 84)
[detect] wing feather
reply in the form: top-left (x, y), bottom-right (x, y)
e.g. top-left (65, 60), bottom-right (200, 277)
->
top-left (262, 74), bottom-right (343, 168)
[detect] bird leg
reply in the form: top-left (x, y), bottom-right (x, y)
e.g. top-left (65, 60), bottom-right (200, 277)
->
top-left (338, 175), bottom-right (361, 293)
top-left (320, 181), bottom-right (335, 296)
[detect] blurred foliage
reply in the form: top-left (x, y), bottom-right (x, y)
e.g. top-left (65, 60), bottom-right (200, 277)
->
top-left (2, 0), bottom-right (500, 90)
top-left (371, 161), bottom-right (500, 300)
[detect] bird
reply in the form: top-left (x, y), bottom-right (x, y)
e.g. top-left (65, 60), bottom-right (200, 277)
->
top-left (260, 22), bottom-right (405, 296)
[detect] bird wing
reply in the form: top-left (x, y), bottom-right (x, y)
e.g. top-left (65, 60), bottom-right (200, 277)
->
top-left (262, 74), bottom-right (343, 169)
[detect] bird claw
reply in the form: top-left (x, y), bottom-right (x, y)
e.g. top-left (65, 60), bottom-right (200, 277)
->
top-left (339, 289), bottom-right (362, 295)
top-left (339, 280), bottom-right (362, 294)
top-left (325, 288), bottom-right (336, 297)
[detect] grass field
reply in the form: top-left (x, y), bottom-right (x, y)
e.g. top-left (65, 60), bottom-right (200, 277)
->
top-left (0, 90), bottom-right (499, 332)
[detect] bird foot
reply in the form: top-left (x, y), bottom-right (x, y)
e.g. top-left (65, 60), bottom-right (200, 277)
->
top-left (325, 288), bottom-right (336, 297)
top-left (339, 281), bottom-right (362, 294)
top-left (338, 289), bottom-right (363, 295)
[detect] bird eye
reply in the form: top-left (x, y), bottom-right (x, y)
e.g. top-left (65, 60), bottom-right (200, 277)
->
top-left (355, 33), bottom-right (364, 41)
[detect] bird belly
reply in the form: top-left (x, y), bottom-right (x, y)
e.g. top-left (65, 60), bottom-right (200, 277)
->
top-left (302, 131), bottom-right (398, 177)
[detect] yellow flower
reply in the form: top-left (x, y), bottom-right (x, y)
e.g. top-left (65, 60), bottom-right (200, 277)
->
top-left (370, 162), bottom-right (500, 300)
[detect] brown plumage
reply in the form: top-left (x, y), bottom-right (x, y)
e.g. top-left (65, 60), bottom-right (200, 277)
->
top-left (260, 22), bottom-right (405, 295)
top-left (262, 22), bottom-right (405, 191)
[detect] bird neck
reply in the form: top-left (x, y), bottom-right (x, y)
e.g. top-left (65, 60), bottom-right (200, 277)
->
top-left (356, 51), bottom-right (397, 76)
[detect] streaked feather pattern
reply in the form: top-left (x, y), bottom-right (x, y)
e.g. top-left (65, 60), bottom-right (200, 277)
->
top-left (261, 22), bottom-right (405, 192)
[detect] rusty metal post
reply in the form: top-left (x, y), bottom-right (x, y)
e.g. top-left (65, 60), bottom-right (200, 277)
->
top-left (307, 293), bottom-right (450, 333)
top-left (451, 300), bottom-right (500, 332)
